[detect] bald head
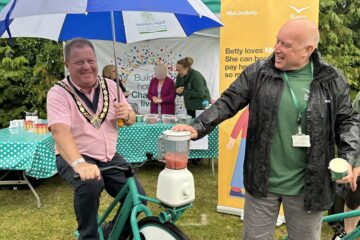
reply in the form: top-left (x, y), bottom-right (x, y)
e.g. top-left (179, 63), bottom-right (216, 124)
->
top-left (280, 19), bottom-right (320, 48)
top-left (274, 19), bottom-right (320, 71)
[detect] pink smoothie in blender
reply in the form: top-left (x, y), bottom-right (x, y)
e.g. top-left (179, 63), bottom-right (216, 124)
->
top-left (164, 152), bottom-right (188, 169)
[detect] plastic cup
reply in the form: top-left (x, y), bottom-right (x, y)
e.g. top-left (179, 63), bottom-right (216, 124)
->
top-left (136, 115), bottom-right (143, 122)
top-left (329, 158), bottom-right (348, 181)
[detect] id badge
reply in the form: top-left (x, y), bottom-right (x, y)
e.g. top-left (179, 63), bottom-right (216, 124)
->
top-left (292, 134), bottom-right (311, 147)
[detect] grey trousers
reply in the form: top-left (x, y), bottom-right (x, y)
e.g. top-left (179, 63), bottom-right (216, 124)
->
top-left (243, 192), bottom-right (323, 240)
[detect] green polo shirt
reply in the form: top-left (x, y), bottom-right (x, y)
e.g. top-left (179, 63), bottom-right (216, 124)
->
top-left (268, 62), bottom-right (313, 195)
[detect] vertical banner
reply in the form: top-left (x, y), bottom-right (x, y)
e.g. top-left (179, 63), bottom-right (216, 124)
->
top-left (217, 0), bottom-right (319, 221)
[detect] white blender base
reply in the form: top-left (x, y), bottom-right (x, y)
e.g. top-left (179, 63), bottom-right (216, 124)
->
top-left (156, 168), bottom-right (195, 207)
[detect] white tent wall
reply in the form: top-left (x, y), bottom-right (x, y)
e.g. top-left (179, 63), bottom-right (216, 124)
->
top-left (92, 34), bottom-right (219, 114)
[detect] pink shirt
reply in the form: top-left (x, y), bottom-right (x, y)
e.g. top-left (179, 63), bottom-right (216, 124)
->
top-left (47, 77), bottom-right (129, 161)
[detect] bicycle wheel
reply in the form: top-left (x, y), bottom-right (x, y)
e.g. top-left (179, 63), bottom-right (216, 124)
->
top-left (129, 216), bottom-right (189, 240)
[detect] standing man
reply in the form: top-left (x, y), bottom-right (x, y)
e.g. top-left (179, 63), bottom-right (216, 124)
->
top-left (173, 19), bottom-right (359, 239)
top-left (47, 38), bottom-right (145, 239)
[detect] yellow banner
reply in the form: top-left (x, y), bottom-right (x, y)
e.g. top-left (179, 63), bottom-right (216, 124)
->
top-left (218, 0), bottom-right (319, 218)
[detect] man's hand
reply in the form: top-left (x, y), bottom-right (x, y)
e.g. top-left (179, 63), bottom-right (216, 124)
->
top-left (73, 162), bottom-right (101, 181)
top-left (114, 102), bottom-right (131, 121)
top-left (351, 167), bottom-right (360, 191)
top-left (172, 124), bottom-right (198, 139)
top-left (336, 163), bottom-right (353, 186)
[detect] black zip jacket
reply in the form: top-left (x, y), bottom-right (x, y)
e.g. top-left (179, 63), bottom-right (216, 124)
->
top-left (192, 50), bottom-right (359, 211)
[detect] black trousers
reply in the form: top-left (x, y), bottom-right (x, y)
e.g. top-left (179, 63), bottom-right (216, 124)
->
top-left (328, 178), bottom-right (360, 232)
top-left (345, 178), bottom-right (360, 210)
top-left (56, 153), bottom-right (146, 240)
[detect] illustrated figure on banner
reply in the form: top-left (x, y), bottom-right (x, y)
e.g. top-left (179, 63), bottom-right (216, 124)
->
top-left (226, 107), bottom-right (249, 198)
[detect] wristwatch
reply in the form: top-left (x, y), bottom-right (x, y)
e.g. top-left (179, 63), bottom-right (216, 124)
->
top-left (71, 157), bottom-right (86, 168)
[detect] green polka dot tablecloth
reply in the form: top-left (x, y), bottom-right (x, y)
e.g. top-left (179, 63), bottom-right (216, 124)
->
top-left (117, 123), bottom-right (218, 163)
top-left (0, 128), bottom-right (57, 179)
top-left (0, 123), bottom-right (218, 174)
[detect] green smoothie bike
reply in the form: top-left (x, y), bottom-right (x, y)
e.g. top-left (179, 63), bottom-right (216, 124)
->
top-left (74, 153), bottom-right (191, 240)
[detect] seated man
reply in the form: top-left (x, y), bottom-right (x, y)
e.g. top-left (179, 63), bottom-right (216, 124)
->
top-left (344, 92), bottom-right (360, 234)
top-left (47, 38), bottom-right (145, 240)
top-left (329, 180), bottom-right (360, 240)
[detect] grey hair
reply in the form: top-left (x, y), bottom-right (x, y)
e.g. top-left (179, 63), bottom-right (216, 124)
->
top-left (64, 38), bottom-right (96, 62)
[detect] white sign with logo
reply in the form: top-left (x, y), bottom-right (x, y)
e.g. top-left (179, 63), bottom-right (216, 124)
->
top-left (122, 11), bottom-right (188, 43)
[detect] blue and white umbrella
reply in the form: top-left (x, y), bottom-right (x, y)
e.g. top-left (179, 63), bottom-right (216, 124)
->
top-left (0, 0), bottom-right (222, 104)
top-left (0, 0), bottom-right (222, 43)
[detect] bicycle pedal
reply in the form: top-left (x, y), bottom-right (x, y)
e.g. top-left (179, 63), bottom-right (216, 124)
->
top-left (101, 222), bottom-right (112, 240)
top-left (332, 231), bottom-right (347, 240)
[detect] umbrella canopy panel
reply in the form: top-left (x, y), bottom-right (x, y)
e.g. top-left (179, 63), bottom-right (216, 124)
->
top-left (0, 0), bottom-right (206, 19)
top-left (0, 10), bottom-right (222, 43)
top-left (0, 0), bottom-right (222, 43)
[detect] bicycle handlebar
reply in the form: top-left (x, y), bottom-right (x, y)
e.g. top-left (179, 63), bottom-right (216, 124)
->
top-left (73, 152), bottom-right (159, 180)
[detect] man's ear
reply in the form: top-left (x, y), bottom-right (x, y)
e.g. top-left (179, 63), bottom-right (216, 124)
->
top-left (305, 45), bottom-right (315, 58)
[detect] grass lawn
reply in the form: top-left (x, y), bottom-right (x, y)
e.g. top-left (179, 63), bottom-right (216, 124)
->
top-left (0, 161), bottom-right (333, 239)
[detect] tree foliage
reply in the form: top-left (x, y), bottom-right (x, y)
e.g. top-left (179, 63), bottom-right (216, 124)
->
top-left (0, 39), bottom-right (64, 128)
top-left (319, 0), bottom-right (360, 97)
top-left (0, 45), bottom-right (30, 126)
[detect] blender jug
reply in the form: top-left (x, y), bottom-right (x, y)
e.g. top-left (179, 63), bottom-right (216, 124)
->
top-left (158, 130), bottom-right (191, 169)
top-left (156, 130), bottom-right (195, 207)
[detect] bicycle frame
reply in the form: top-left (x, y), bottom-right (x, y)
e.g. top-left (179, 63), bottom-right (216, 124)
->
top-left (96, 167), bottom-right (192, 240)
top-left (282, 209), bottom-right (360, 240)
top-left (322, 210), bottom-right (360, 240)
